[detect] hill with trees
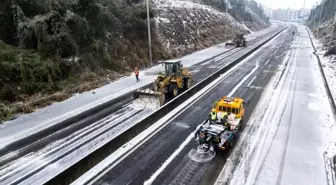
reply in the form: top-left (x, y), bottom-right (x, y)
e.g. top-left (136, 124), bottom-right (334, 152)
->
top-left (0, 0), bottom-right (270, 121)
top-left (307, 0), bottom-right (335, 56)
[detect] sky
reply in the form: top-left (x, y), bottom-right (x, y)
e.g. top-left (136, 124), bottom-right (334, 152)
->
top-left (255, 0), bottom-right (321, 10)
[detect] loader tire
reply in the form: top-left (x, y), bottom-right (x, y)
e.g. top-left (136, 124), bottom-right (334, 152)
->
top-left (184, 78), bottom-right (191, 90)
top-left (226, 140), bottom-right (234, 148)
top-left (239, 119), bottom-right (244, 131)
top-left (169, 84), bottom-right (179, 98)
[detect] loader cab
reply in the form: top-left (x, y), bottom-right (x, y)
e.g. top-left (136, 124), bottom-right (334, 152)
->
top-left (212, 96), bottom-right (245, 118)
top-left (235, 34), bottom-right (244, 40)
top-left (164, 60), bottom-right (183, 76)
top-left (234, 34), bottom-right (246, 43)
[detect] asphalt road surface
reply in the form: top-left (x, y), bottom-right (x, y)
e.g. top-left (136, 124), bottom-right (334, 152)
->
top-left (92, 25), bottom-right (296, 185)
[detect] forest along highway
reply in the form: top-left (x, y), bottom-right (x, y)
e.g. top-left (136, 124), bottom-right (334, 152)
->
top-left (73, 25), bottom-right (296, 185)
top-left (0, 25), bottom-right (285, 185)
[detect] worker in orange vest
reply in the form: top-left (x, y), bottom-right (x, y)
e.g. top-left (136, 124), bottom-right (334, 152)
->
top-left (134, 67), bottom-right (140, 82)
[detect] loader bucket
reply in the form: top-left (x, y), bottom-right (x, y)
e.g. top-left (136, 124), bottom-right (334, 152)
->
top-left (225, 42), bottom-right (235, 48)
top-left (133, 89), bottom-right (165, 108)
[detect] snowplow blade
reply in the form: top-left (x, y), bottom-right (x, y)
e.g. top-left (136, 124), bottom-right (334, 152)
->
top-left (133, 89), bottom-right (165, 107)
top-left (225, 42), bottom-right (235, 48)
top-left (225, 42), bottom-right (235, 46)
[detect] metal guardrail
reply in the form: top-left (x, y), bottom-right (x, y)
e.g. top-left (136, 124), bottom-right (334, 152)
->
top-left (44, 26), bottom-right (288, 184)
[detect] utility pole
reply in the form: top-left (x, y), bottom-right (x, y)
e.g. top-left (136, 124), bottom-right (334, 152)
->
top-left (224, 0), bottom-right (228, 40)
top-left (146, 0), bottom-right (153, 67)
top-left (317, 1), bottom-right (324, 37)
top-left (226, 0), bottom-right (228, 28)
top-left (301, 0), bottom-right (306, 23)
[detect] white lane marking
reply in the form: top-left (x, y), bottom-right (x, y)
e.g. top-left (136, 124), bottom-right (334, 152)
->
top-left (200, 59), bottom-right (215, 66)
top-left (174, 122), bottom-right (190, 129)
top-left (228, 64), bottom-right (259, 97)
top-left (144, 61), bottom-right (259, 185)
top-left (144, 124), bottom-right (203, 185)
top-left (248, 86), bottom-right (264, 90)
top-left (264, 59), bottom-right (271, 65)
top-left (247, 76), bottom-right (257, 87)
top-left (214, 57), bottom-right (222, 62)
top-left (189, 68), bottom-right (201, 74)
top-left (200, 49), bottom-right (239, 66)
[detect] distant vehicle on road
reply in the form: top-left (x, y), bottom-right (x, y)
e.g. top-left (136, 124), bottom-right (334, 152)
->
top-left (225, 34), bottom-right (247, 48)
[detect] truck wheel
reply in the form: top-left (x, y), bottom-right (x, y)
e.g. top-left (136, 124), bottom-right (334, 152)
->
top-left (229, 140), bottom-right (234, 148)
top-left (225, 141), bottom-right (233, 148)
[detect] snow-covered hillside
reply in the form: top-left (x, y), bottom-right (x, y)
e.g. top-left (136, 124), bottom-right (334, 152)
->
top-left (307, 0), bottom-right (335, 56)
top-left (152, 0), bottom-right (256, 56)
top-left (244, 6), bottom-right (269, 31)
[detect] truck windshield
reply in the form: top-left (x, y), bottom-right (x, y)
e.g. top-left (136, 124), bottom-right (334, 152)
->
top-left (222, 106), bottom-right (239, 114)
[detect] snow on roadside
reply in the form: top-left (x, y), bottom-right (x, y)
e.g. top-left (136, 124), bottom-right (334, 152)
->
top-left (215, 26), bottom-right (336, 185)
top-left (242, 22), bottom-right (254, 33)
top-left (321, 56), bottom-right (336, 102)
top-left (309, 30), bottom-right (336, 184)
top-left (310, 36), bottom-right (336, 103)
top-left (153, 0), bottom-right (246, 29)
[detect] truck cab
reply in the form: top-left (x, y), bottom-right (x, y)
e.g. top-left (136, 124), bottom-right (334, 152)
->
top-left (212, 96), bottom-right (245, 120)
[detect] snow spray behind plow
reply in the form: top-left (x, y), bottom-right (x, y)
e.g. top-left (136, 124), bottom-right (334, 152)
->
top-left (188, 146), bottom-right (216, 163)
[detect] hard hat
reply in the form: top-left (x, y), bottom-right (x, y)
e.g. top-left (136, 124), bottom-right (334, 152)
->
top-left (212, 108), bottom-right (216, 112)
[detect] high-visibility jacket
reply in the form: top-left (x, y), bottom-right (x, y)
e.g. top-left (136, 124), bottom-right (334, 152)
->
top-left (210, 111), bottom-right (217, 121)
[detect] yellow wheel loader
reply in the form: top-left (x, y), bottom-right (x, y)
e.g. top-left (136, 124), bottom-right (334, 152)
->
top-left (133, 60), bottom-right (192, 107)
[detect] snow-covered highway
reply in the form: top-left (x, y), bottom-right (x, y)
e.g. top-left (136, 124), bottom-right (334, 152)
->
top-left (72, 23), bottom-right (295, 185)
top-left (215, 24), bottom-right (336, 185)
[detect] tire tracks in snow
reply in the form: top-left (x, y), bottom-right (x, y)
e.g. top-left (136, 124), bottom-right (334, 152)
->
top-left (275, 45), bottom-right (299, 185)
top-left (245, 42), bottom-right (299, 185)
top-left (244, 48), bottom-right (298, 185)
top-left (215, 30), bottom-right (294, 185)
top-left (213, 28), bottom-right (294, 185)
top-left (246, 40), bottom-right (300, 185)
